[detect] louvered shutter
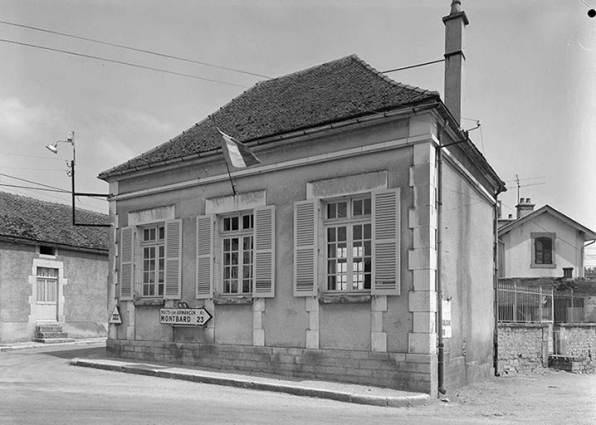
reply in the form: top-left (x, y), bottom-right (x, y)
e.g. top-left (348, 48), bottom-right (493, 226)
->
top-left (294, 200), bottom-right (318, 297)
top-left (372, 189), bottom-right (400, 295)
top-left (164, 219), bottom-right (182, 299)
top-left (120, 226), bottom-right (134, 300)
top-left (196, 215), bottom-right (214, 299)
top-left (254, 206), bottom-right (275, 298)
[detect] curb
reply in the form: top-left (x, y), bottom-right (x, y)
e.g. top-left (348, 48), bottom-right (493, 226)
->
top-left (71, 358), bottom-right (430, 408)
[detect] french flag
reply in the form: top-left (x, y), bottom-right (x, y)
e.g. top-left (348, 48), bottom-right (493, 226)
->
top-left (217, 128), bottom-right (261, 168)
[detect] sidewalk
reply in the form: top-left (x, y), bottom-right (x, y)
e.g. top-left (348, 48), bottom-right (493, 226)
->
top-left (0, 337), bottom-right (107, 352)
top-left (70, 356), bottom-right (431, 408)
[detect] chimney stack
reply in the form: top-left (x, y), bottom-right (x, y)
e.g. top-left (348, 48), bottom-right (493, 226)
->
top-left (443, 0), bottom-right (469, 125)
top-left (516, 197), bottom-right (535, 219)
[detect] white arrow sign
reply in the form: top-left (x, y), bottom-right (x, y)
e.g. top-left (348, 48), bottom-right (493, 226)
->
top-left (159, 308), bottom-right (212, 326)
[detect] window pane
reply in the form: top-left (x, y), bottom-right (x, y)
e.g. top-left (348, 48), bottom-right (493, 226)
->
top-left (144, 229), bottom-right (150, 241)
top-left (327, 243), bottom-right (336, 258)
top-left (158, 226), bottom-right (165, 240)
top-left (327, 260), bottom-right (336, 274)
top-left (327, 227), bottom-right (336, 242)
top-left (224, 218), bottom-right (231, 231)
top-left (328, 275), bottom-right (337, 291)
top-left (231, 216), bottom-right (239, 231)
top-left (337, 243), bottom-right (348, 259)
top-left (364, 224), bottom-right (371, 239)
top-left (243, 214), bottom-right (254, 230)
top-left (354, 224), bottom-right (362, 240)
top-left (337, 226), bottom-right (347, 241)
top-left (337, 202), bottom-right (347, 218)
top-left (353, 199), bottom-right (363, 216)
top-left (327, 203), bottom-right (337, 219)
top-left (363, 198), bottom-right (371, 215)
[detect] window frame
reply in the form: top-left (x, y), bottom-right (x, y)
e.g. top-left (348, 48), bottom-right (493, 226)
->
top-left (531, 232), bottom-right (556, 269)
top-left (322, 195), bottom-right (372, 294)
top-left (140, 223), bottom-right (166, 298)
top-left (36, 267), bottom-right (58, 304)
top-left (220, 211), bottom-right (255, 296)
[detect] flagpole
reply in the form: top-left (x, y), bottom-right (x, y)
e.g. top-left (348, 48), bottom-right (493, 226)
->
top-left (210, 115), bottom-right (237, 197)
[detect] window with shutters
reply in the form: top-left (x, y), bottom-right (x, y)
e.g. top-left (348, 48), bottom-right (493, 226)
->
top-left (324, 196), bottom-right (372, 292)
top-left (196, 206), bottom-right (275, 300)
top-left (119, 218), bottom-right (181, 301)
top-left (140, 224), bottom-right (165, 297)
top-left (293, 188), bottom-right (400, 297)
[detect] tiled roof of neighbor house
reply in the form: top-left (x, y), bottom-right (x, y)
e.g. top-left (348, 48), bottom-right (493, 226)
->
top-left (0, 191), bottom-right (109, 252)
top-left (99, 54), bottom-right (440, 179)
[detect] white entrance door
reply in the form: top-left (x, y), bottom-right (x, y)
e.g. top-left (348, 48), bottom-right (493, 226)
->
top-left (36, 267), bottom-right (59, 322)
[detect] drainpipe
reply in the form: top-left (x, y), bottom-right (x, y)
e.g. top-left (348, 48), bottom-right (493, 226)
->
top-left (493, 196), bottom-right (502, 376)
top-left (436, 125), bottom-right (445, 396)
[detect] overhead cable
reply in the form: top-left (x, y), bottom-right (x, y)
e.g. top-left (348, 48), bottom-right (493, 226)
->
top-left (0, 20), bottom-right (271, 79)
top-left (0, 38), bottom-right (248, 88)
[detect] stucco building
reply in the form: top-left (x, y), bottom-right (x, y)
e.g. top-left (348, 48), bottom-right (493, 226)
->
top-left (498, 199), bottom-right (596, 279)
top-left (0, 191), bottom-right (109, 343)
top-left (99, 3), bottom-right (506, 397)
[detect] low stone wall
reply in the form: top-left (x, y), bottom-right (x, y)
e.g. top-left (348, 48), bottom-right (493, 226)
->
top-left (107, 338), bottom-right (436, 395)
top-left (555, 323), bottom-right (596, 372)
top-left (497, 323), bottom-right (550, 375)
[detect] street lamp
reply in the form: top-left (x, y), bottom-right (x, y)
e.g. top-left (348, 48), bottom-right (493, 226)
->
top-left (45, 131), bottom-right (110, 227)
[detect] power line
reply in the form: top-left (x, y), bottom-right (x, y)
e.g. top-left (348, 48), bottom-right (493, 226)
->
top-left (0, 183), bottom-right (67, 193)
top-left (382, 59), bottom-right (445, 74)
top-left (0, 38), bottom-right (248, 88)
top-left (0, 171), bottom-right (68, 193)
top-left (0, 20), bottom-right (272, 80)
top-left (0, 151), bottom-right (64, 161)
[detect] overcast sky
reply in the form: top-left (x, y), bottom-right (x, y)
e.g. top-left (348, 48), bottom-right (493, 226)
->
top-left (1, 0), bottom-right (595, 264)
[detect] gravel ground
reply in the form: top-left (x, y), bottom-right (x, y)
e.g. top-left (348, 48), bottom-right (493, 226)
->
top-left (404, 369), bottom-right (596, 424)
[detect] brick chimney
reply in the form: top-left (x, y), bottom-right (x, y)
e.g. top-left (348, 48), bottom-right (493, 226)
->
top-left (443, 0), bottom-right (469, 125)
top-left (516, 198), bottom-right (535, 219)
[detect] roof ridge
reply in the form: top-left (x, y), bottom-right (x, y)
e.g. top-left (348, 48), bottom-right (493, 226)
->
top-left (350, 55), bottom-right (440, 97)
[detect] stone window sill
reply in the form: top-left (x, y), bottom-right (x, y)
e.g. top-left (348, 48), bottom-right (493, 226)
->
top-left (133, 298), bottom-right (165, 307)
top-left (319, 294), bottom-right (372, 304)
top-left (213, 297), bottom-right (254, 305)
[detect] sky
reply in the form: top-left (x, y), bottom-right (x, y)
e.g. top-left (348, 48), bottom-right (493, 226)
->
top-left (1, 0), bottom-right (595, 264)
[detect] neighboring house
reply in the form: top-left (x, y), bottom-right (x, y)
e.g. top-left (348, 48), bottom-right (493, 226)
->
top-left (99, 4), bottom-right (506, 397)
top-left (498, 199), bottom-right (596, 279)
top-left (0, 191), bottom-right (109, 343)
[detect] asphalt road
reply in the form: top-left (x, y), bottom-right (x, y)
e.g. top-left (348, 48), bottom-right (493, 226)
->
top-left (1, 343), bottom-right (595, 425)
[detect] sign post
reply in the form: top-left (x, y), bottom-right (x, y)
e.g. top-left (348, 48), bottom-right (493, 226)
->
top-left (159, 308), bottom-right (212, 327)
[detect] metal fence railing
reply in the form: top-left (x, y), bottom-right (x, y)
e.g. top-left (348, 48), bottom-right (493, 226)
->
top-left (497, 282), bottom-right (552, 323)
top-left (498, 282), bottom-right (592, 323)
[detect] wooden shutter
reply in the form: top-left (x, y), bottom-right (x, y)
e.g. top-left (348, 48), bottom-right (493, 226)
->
top-left (196, 215), bottom-right (214, 299)
top-left (254, 206), bottom-right (275, 298)
top-left (372, 189), bottom-right (400, 295)
top-left (164, 219), bottom-right (182, 299)
top-left (120, 226), bottom-right (134, 300)
top-left (294, 200), bottom-right (318, 297)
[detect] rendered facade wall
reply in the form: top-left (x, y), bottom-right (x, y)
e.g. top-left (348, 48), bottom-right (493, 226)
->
top-left (440, 157), bottom-right (496, 388)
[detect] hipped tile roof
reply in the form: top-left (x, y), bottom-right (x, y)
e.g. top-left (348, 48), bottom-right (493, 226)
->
top-left (0, 191), bottom-right (109, 252)
top-left (99, 55), bottom-right (439, 179)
